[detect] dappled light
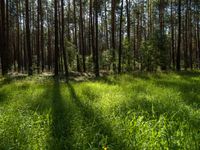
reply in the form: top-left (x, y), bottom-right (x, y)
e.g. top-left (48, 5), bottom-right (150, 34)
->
top-left (1, 0), bottom-right (200, 149)
top-left (0, 73), bottom-right (199, 149)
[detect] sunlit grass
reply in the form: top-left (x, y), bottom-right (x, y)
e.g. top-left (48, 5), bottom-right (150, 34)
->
top-left (0, 72), bottom-right (199, 149)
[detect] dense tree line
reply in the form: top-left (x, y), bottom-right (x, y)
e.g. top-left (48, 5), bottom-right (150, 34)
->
top-left (0, 0), bottom-right (200, 77)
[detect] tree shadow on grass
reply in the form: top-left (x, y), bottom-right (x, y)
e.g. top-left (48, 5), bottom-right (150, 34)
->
top-left (118, 91), bottom-right (200, 131)
top-left (0, 91), bottom-right (7, 103)
top-left (154, 79), bottom-right (200, 109)
top-left (50, 80), bottom-right (73, 150)
top-left (175, 71), bottom-right (200, 78)
top-left (29, 80), bottom-right (73, 149)
top-left (0, 82), bottom-right (30, 104)
top-left (0, 75), bottom-right (27, 87)
top-left (66, 82), bottom-right (126, 149)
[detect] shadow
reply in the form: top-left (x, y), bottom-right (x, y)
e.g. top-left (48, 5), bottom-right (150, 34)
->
top-left (154, 79), bottom-right (200, 110)
top-left (117, 91), bottom-right (200, 131)
top-left (95, 76), bottom-right (118, 85)
top-left (119, 96), bottom-right (177, 118)
top-left (66, 82), bottom-right (126, 149)
top-left (50, 80), bottom-right (73, 149)
top-left (0, 83), bottom-right (30, 104)
top-left (0, 75), bottom-right (28, 87)
top-left (175, 71), bottom-right (200, 78)
top-left (28, 86), bottom-right (52, 114)
top-left (0, 90), bottom-right (8, 103)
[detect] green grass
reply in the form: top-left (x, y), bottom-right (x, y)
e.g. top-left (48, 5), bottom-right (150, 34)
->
top-left (0, 72), bottom-right (200, 150)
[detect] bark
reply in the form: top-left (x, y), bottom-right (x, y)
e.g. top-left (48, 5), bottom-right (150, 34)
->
top-left (61, 0), bottom-right (69, 78)
top-left (111, 0), bottom-right (116, 71)
top-left (95, 1), bottom-right (99, 77)
top-left (171, 0), bottom-right (175, 69)
top-left (188, 0), bottom-right (192, 69)
top-left (37, 0), bottom-right (40, 73)
top-left (54, 0), bottom-right (59, 76)
top-left (73, 0), bottom-right (81, 72)
top-left (40, 0), bottom-right (44, 71)
top-left (25, 0), bottom-right (33, 75)
top-left (17, 0), bottom-right (21, 72)
top-left (79, 0), bottom-right (86, 72)
top-left (176, 0), bottom-right (181, 71)
top-left (118, 0), bottom-right (123, 73)
top-left (184, 0), bottom-right (188, 70)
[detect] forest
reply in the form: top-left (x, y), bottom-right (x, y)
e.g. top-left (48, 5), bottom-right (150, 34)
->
top-left (0, 0), bottom-right (200, 149)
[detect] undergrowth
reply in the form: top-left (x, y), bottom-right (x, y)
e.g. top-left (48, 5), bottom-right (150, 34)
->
top-left (0, 72), bottom-right (199, 149)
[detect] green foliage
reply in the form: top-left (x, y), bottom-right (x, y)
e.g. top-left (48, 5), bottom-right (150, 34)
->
top-left (156, 31), bottom-right (170, 70)
top-left (0, 72), bottom-right (200, 149)
top-left (65, 40), bottom-right (77, 70)
top-left (122, 38), bottom-right (132, 71)
top-left (140, 30), bottom-right (170, 71)
top-left (140, 36), bottom-right (159, 71)
top-left (101, 50), bottom-right (112, 70)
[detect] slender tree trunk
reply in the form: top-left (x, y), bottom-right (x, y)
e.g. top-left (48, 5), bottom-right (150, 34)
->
top-left (171, 0), bottom-right (175, 69)
top-left (37, 0), bottom-right (40, 73)
top-left (6, 0), bottom-right (10, 71)
top-left (104, 1), bottom-right (109, 49)
top-left (16, 0), bottom-right (21, 72)
top-left (47, 25), bottom-right (52, 71)
top-left (25, 0), bottom-right (33, 75)
top-left (54, 0), bottom-right (59, 76)
top-left (159, 0), bottom-right (167, 70)
top-left (136, 12), bottom-right (140, 63)
top-left (89, 0), bottom-right (94, 65)
top-left (61, 0), bottom-right (69, 78)
top-left (197, 13), bottom-right (200, 68)
top-left (184, 0), bottom-right (188, 70)
top-left (40, 0), bottom-right (44, 71)
top-left (118, 0), bottom-right (123, 73)
top-left (188, 0), bottom-right (192, 70)
top-left (126, 0), bottom-right (131, 70)
top-left (176, 0), bottom-right (181, 71)
top-left (73, 0), bottom-right (80, 72)
top-left (79, 0), bottom-right (86, 72)
top-left (111, 0), bottom-right (116, 71)
top-left (95, 1), bottom-right (99, 77)
top-left (0, 0), bottom-right (7, 75)
top-left (67, 0), bottom-right (71, 41)
top-left (159, 0), bottom-right (164, 35)
top-left (23, 7), bottom-right (27, 72)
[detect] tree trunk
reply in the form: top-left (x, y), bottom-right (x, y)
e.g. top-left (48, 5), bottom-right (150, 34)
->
top-left (40, 0), bottom-right (44, 71)
top-left (73, 0), bottom-right (80, 72)
top-left (37, 0), bottom-right (40, 73)
top-left (111, 0), bottom-right (116, 71)
top-left (105, 1), bottom-right (109, 49)
top-left (188, 0), bottom-right (192, 70)
top-left (0, 0), bottom-right (7, 75)
top-left (95, 1), bottom-right (99, 77)
top-left (16, 0), bottom-right (21, 72)
top-left (25, 0), bottom-right (33, 75)
top-left (126, 0), bottom-right (131, 70)
top-left (79, 0), bottom-right (86, 72)
top-left (54, 0), bottom-right (59, 76)
top-left (61, 0), bottom-right (69, 78)
top-left (89, 0), bottom-right (94, 65)
top-left (184, 0), bottom-right (188, 70)
top-left (171, 0), bottom-right (175, 69)
top-left (176, 0), bottom-right (181, 71)
top-left (197, 12), bottom-right (200, 68)
top-left (118, 0), bottom-right (123, 73)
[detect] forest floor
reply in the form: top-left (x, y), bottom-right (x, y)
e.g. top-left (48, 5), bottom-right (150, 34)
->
top-left (0, 72), bottom-right (200, 149)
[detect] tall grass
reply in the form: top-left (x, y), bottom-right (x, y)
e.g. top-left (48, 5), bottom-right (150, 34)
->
top-left (0, 72), bottom-right (199, 149)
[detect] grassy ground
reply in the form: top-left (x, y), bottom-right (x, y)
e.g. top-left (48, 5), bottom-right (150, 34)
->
top-left (0, 72), bottom-right (199, 150)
